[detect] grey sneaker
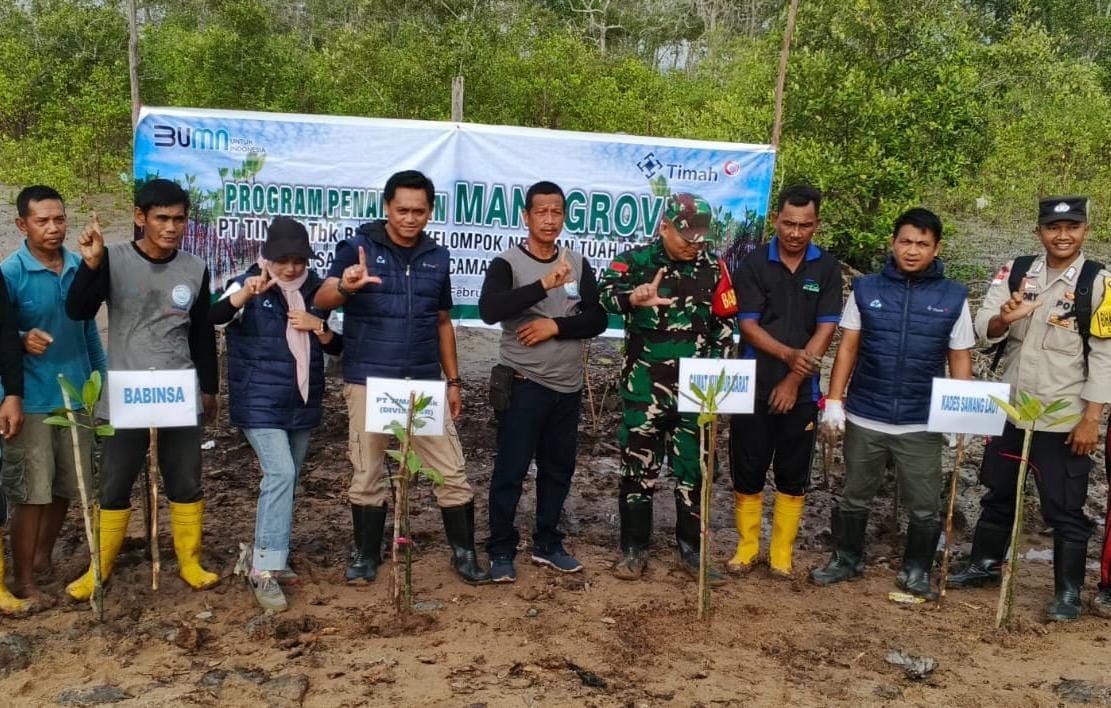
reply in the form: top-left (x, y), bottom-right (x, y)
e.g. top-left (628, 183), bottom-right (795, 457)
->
top-left (490, 555), bottom-right (517, 583)
top-left (249, 570), bottom-right (289, 612)
top-left (273, 567), bottom-right (300, 586)
top-left (531, 546), bottom-right (583, 573)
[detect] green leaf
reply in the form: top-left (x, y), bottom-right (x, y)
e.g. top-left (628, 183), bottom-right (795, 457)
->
top-left (413, 394), bottom-right (432, 413)
top-left (57, 376), bottom-right (82, 407)
top-left (1045, 413), bottom-right (1081, 429)
top-left (94, 424), bottom-right (115, 437)
top-left (405, 450), bottom-right (422, 473)
top-left (411, 418), bottom-right (426, 429)
top-left (420, 467), bottom-right (445, 486)
top-left (697, 413), bottom-right (715, 426)
top-left (689, 380), bottom-right (705, 403)
top-left (989, 395), bottom-right (1023, 422)
top-left (43, 415), bottom-right (74, 428)
top-left (386, 449), bottom-right (404, 463)
top-left (678, 391), bottom-right (703, 408)
top-left (1017, 390), bottom-right (1033, 407)
top-left (1042, 399), bottom-right (1070, 416)
top-left (386, 421), bottom-right (406, 438)
top-left (82, 372), bottom-right (102, 410)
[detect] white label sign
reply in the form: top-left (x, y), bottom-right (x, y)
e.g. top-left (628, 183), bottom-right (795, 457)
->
top-left (927, 377), bottom-right (1011, 436)
top-left (677, 358), bottom-right (756, 415)
top-left (365, 378), bottom-right (447, 437)
top-left (108, 370), bottom-right (198, 429)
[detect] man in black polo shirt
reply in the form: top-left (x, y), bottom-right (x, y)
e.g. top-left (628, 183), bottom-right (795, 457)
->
top-left (727, 184), bottom-right (842, 577)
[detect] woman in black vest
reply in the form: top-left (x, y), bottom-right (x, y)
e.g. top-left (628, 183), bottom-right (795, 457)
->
top-left (211, 218), bottom-right (341, 612)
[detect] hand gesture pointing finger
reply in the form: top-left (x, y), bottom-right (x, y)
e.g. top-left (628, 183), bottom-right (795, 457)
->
top-left (629, 267), bottom-right (677, 308)
top-left (243, 260), bottom-right (277, 297)
top-left (79, 211), bottom-right (105, 268)
top-left (342, 246), bottom-right (383, 291)
top-left (541, 248), bottom-right (573, 290)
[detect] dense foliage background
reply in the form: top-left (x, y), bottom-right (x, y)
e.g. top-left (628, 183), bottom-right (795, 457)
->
top-left (1, 0), bottom-right (1108, 268)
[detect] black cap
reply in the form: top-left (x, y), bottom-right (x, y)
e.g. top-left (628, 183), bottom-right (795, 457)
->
top-left (262, 217), bottom-right (313, 260)
top-left (1038, 196), bottom-right (1088, 225)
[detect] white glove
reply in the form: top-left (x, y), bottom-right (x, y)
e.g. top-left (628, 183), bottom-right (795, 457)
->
top-left (821, 399), bottom-right (846, 436)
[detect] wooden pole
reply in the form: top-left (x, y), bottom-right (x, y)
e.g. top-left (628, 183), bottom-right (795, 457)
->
top-left (59, 379), bottom-right (103, 621)
top-left (936, 435), bottom-right (966, 603)
top-left (392, 392), bottom-right (417, 614)
top-left (770, 0), bottom-right (801, 150)
top-left (148, 426), bottom-right (160, 591)
top-left (996, 429), bottom-right (1034, 628)
top-left (451, 76), bottom-right (465, 122)
top-left (127, 0), bottom-right (141, 128)
top-left (697, 418), bottom-right (717, 622)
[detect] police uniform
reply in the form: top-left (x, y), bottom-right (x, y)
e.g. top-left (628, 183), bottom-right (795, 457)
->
top-left (598, 193), bottom-right (734, 581)
top-left (952, 196), bottom-right (1111, 621)
top-left (973, 253), bottom-right (1111, 542)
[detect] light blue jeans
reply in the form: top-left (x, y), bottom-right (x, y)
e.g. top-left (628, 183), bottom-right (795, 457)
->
top-left (244, 428), bottom-right (312, 572)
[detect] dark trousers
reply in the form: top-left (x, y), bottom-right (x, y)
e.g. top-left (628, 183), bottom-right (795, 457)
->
top-left (486, 380), bottom-right (581, 557)
top-left (1101, 426), bottom-right (1111, 590)
top-left (100, 424), bottom-right (203, 510)
top-left (729, 400), bottom-right (817, 496)
top-left (978, 422), bottom-right (1092, 544)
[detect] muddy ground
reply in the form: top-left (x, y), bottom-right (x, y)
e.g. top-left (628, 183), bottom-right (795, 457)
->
top-left (0, 193), bottom-right (1110, 706)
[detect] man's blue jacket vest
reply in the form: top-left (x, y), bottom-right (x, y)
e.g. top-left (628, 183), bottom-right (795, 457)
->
top-left (225, 268), bottom-right (328, 430)
top-left (846, 257), bottom-right (967, 425)
top-left (340, 221), bottom-right (448, 383)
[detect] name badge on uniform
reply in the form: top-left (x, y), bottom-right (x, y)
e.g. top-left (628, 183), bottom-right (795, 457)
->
top-left (1023, 276), bottom-right (1040, 302)
top-left (564, 281), bottom-right (580, 300)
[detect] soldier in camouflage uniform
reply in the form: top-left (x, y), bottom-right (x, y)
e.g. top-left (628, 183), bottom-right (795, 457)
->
top-left (599, 193), bottom-right (734, 583)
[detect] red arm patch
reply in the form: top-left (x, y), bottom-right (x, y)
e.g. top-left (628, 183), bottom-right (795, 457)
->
top-left (608, 261), bottom-right (629, 275)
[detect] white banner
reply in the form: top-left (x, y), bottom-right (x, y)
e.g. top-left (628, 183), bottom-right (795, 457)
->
top-left (927, 378), bottom-right (1011, 436)
top-left (133, 107), bottom-right (775, 333)
top-left (676, 358), bottom-right (756, 415)
top-left (107, 370), bottom-right (198, 429)
top-left (365, 377), bottom-right (447, 437)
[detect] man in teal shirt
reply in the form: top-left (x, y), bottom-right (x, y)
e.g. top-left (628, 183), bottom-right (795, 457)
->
top-left (1, 185), bottom-right (106, 608)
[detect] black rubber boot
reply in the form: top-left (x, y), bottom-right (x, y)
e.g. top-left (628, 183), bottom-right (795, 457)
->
top-left (896, 521), bottom-right (941, 600)
top-left (441, 502), bottom-right (492, 585)
top-left (612, 494), bottom-right (652, 580)
top-left (1046, 536), bottom-right (1087, 622)
top-left (674, 497), bottom-right (726, 587)
top-left (809, 508), bottom-right (869, 586)
top-left (345, 505), bottom-right (387, 582)
top-left (948, 521), bottom-right (1010, 588)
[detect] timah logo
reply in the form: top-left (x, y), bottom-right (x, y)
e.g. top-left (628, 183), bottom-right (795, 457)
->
top-left (153, 125), bottom-right (230, 151)
top-left (637, 152), bottom-right (663, 179)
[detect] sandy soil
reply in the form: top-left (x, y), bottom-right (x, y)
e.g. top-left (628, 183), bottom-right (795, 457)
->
top-left (0, 193), bottom-right (1109, 706)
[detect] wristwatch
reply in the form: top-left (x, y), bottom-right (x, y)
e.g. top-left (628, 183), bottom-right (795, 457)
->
top-left (446, 377), bottom-right (463, 388)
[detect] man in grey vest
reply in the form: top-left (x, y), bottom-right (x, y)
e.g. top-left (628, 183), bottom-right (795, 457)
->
top-left (478, 181), bottom-right (607, 582)
top-left (65, 178), bottom-right (220, 599)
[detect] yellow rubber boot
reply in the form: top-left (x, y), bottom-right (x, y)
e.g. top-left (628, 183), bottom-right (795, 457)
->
top-left (769, 492), bottom-right (805, 576)
top-left (66, 508), bottom-right (131, 601)
top-left (169, 501), bottom-right (219, 590)
top-left (727, 492), bottom-right (763, 574)
top-left (0, 533), bottom-right (28, 615)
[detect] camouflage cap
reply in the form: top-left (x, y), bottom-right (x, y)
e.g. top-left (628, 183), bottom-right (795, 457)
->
top-left (664, 193), bottom-right (713, 243)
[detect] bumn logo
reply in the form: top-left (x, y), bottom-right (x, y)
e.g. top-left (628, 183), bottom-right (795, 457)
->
top-left (637, 152), bottom-right (663, 179)
top-left (153, 125), bottom-right (230, 151)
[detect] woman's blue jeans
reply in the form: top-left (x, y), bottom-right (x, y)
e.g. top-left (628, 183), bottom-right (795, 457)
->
top-left (243, 427), bottom-right (311, 571)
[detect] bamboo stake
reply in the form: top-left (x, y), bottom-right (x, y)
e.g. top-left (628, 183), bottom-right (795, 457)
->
top-left (996, 429), bottom-right (1034, 628)
top-left (59, 379), bottom-right (103, 621)
top-left (583, 343), bottom-right (598, 434)
top-left (937, 435), bottom-right (966, 603)
top-left (141, 465), bottom-right (152, 561)
top-left (148, 426), bottom-right (160, 591)
top-left (392, 392), bottom-right (417, 614)
top-left (127, 0), bottom-right (140, 127)
top-left (697, 417), bottom-right (718, 622)
top-left (770, 0), bottom-right (801, 150)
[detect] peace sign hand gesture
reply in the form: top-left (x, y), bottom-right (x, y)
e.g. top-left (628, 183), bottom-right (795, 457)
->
top-left (629, 267), bottom-right (677, 308)
top-left (243, 261), bottom-right (279, 298)
top-left (342, 246), bottom-right (383, 292)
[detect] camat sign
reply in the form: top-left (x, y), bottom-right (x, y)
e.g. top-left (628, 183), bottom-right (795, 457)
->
top-left (134, 106), bottom-right (775, 330)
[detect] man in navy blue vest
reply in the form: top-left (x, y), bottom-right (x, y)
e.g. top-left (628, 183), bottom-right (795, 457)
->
top-left (315, 170), bottom-right (490, 585)
top-left (810, 208), bottom-right (973, 599)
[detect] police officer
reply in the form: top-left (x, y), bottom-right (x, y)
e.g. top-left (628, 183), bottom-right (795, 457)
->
top-left (599, 193), bottom-right (734, 583)
top-left (728, 184), bottom-right (842, 577)
top-left (950, 196), bottom-right (1111, 622)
